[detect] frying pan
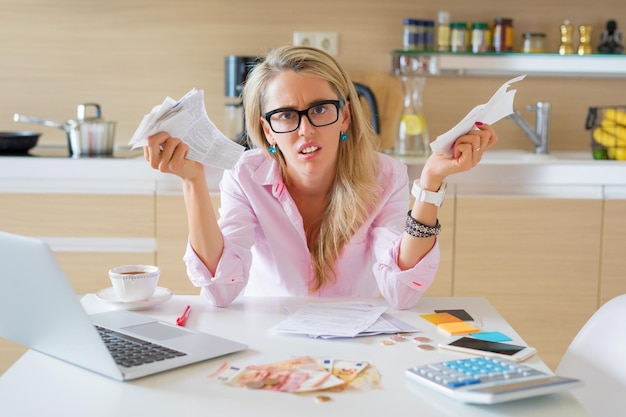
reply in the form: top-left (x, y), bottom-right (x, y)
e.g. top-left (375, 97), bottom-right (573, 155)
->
top-left (0, 131), bottom-right (42, 155)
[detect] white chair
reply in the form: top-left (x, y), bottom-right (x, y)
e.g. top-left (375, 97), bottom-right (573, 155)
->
top-left (556, 294), bottom-right (626, 417)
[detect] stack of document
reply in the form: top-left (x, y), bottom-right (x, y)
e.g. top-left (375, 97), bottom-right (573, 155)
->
top-left (270, 302), bottom-right (418, 339)
top-left (129, 88), bottom-right (245, 170)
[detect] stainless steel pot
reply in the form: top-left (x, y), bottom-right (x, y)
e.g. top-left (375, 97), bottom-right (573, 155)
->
top-left (14, 103), bottom-right (116, 158)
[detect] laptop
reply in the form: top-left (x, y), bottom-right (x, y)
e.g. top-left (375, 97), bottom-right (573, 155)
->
top-left (0, 231), bottom-right (247, 381)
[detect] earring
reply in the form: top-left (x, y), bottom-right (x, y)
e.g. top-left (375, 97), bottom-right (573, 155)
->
top-left (268, 144), bottom-right (277, 154)
top-left (340, 131), bottom-right (348, 141)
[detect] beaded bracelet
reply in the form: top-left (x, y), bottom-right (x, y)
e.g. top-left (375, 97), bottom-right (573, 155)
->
top-left (405, 210), bottom-right (441, 238)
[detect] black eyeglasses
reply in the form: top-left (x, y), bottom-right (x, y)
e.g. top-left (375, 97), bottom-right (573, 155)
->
top-left (263, 99), bottom-right (344, 134)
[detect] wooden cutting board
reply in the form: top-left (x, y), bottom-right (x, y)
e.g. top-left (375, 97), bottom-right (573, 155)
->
top-left (351, 72), bottom-right (404, 152)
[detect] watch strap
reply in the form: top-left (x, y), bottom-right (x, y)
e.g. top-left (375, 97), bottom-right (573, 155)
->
top-left (411, 180), bottom-right (447, 207)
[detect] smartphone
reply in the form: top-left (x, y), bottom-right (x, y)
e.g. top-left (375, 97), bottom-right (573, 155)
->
top-left (438, 336), bottom-right (537, 362)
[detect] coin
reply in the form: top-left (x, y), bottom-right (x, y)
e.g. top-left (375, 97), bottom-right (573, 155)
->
top-left (244, 380), bottom-right (265, 389)
top-left (315, 395), bottom-right (332, 403)
top-left (416, 343), bottom-right (436, 351)
top-left (380, 339), bottom-right (395, 346)
top-left (390, 335), bottom-right (407, 342)
top-left (413, 336), bottom-right (432, 343)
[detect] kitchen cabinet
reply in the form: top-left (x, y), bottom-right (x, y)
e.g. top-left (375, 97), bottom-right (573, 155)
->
top-left (155, 193), bottom-right (222, 295)
top-left (452, 188), bottom-right (602, 369)
top-left (0, 193), bottom-right (156, 294)
top-left (600, 186), bottom-right (626, 304)
top-left (422, 197), bottom-right (455, 297)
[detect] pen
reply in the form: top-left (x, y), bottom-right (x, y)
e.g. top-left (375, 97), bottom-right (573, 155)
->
top-left (176, 305), bottom-right (191, 326)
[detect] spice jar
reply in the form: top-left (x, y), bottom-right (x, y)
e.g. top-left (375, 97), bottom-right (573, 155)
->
top-left (522, 32), bottom-right (546, 53)
top-left (471, 22), bottom-right (490, 53)
top-left (450, 22), bottom-right (469, 52)
top-left (493, 17), bottom-right (514, 52)
top-left (424, 20), bottom-right (435, 51)
top-left (403, 18), bottom-right (419, 50)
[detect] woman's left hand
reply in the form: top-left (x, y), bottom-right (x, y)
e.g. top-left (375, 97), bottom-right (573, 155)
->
top-left (420, 121), bottom-right (498, 187)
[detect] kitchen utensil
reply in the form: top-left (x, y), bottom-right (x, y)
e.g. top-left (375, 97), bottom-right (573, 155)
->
top-left (13, 103), bottom-right (116, 158)
top-left (353, 82), bottom-right (380, 134)
top-left (0, 131), bottom-right (42, 155)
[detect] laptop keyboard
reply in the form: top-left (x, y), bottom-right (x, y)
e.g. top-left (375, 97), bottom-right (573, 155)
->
top-left (95, 325), bottom-right (187, 368)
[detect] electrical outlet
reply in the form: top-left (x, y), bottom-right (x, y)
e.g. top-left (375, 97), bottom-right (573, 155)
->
top-left (315, 32), bottom-right (338, 56)
top-left (293, 31), bottom-right (339, 56)
top-left (293, 32), bottom-right (316, 47)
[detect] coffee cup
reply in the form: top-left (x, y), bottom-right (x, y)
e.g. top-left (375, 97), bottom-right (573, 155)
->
top-left (108, 264), bottom-right (160, 302)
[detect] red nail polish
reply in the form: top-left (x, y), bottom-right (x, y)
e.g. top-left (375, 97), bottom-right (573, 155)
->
top-left (475, 121), bottom-right (484, 126)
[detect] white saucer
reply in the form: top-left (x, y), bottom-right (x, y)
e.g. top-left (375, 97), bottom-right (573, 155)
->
top-left (95, 287), bottom-right (173, 310)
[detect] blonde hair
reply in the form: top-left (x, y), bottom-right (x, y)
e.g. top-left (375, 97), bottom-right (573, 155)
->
top-left (242, 45), bottom-right (382, 292)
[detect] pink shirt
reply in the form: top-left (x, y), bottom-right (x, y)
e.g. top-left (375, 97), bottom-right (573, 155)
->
top-left (183, 149), bottom-right (439, 309)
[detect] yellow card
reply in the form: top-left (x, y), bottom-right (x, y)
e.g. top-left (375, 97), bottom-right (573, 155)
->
top-left (420, 312), bottom-right (462, 325)
top-left (438, 321), bottom-right (480, 335)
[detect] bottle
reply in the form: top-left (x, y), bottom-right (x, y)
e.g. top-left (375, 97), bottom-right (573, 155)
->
top-left (522, 32), bottom-right (546, 53)
top-left (578, 25), bottom-right (593, 55)
top-left (559, 20), bottom-right (575, 54)
top-left (436, 11), bottom-right (451, 52)
top-left (471, 22), bottom-right (490, 53)
top-left (493, 17), bottom-right (514, 52)
top-left (450, 22), bottom-right (469, 52)
top-left (403, 18), bottom-right (419, 50)
top-left (395, 57), bottom-right (429, 157)
top-left (424, 20), bottom-right (435, 51)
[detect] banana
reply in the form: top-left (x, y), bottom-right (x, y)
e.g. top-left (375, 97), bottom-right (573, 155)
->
top-left (604, 108), bottom-right (626, 126)
top-left (593, 127), bottom-right (626, 147)
top-left (592, 108), bottom-right (626, 160)
top-left (607, 147), bottom-right (626, 161)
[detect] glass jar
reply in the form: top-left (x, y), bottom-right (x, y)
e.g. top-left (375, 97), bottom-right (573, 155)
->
top-left (403, 18), bottom-right (419, 50)
top-left (450, 22), bottom-right (469, 52)
top-left (424, 20), bottom-right (435, 51)
top-left (471, 22), bottom-right (490, 53)
top-left (493, 17), bottom-right (514, 52)
top-left (395, 56), bottom-right (429, 156)
top-left (522, 32), bottom-right (546, 53)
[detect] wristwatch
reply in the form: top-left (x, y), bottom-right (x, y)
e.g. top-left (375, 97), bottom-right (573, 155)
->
top-left (411, 179), bottom-right (447, 207)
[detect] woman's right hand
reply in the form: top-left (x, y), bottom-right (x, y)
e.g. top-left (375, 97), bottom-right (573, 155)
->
top-left (144, 131), bottom-right (203, 181)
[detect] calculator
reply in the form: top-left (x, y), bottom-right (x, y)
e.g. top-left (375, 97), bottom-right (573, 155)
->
top-left (406, 356), bottom-right (582, 404)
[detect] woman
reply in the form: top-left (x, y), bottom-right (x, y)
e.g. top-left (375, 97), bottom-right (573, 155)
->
top-left (144, 45), bottom-right (497, 309)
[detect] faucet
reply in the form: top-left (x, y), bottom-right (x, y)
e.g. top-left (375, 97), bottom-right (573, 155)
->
top-left (507, 101), bottom-right (551, 154)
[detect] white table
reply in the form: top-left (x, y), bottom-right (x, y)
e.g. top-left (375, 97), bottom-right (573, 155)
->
top-left (0, 295), bottom-right (587, 416)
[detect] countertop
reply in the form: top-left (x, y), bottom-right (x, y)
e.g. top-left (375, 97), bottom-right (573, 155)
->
top-left (1, 147), bottom-right (626, 197)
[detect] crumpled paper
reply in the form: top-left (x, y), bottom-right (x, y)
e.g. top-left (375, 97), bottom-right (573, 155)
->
top-left (129, 88), bottom-right (245, 170)
top-left (430, 74), bottom-right (526, 157)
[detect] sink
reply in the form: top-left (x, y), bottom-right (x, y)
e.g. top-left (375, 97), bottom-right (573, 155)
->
top-left (482, 150), bottom-right (593, 163)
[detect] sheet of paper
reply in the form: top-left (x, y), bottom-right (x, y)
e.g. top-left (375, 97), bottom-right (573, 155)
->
top-left (128, 88), bottom-right (245, 170)
top-left (437, 321), bottom-right (480, 336)
top-left (279, 307), bottom-right (417, 339)
top-left (269, 302), bottom-right (388, 338)
top-left (430, 74), bottom-right (526, 158)
top-left (420, 312), bottom-right (462, 325)
top-left (469, 331), bottom-right (513, 342)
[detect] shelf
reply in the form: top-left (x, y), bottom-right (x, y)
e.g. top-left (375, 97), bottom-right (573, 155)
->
top-left (391, 51), bottom-right (626, 77)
